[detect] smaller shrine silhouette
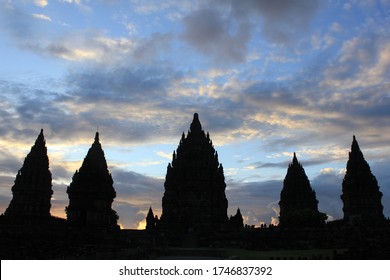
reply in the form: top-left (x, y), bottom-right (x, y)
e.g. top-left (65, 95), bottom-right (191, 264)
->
top-left (4, 129), bottom-right (53, 221)
top-left (66, 132), bottom-right (118, 228)
top-left (146, 206), bottom-right (159, 231)
top-left (278, 153), bottom-right (327, 228)
top-left (341, 136), bottom-right (384, 224)
top-left (229, 208), bottom-right (244, 229)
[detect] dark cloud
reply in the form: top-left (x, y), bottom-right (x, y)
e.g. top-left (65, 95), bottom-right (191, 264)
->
top-left (181, 8), bottom-right (251, 64)
top-left (311, 172), bottom-right (344, 220)
top-left (0, 4), bottom-right (38, 42)
top-left (245, 0), bottom-right (321, 44)
top-left (180, 0), bottom-right (320, 63)
top-left (132, 33), bottom-right (173, 62)
top-left (111, 168), bottom-right (164, 228)
top-left (112, 168), bottom-right (164, 200)
top-left (0, 150), bottom-right (23, 175)
top-left (65, 66), bottom-right (173, 103)
top-left (226, 179), bottom-right (282, 225)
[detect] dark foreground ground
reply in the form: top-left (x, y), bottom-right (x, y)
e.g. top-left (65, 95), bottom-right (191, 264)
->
top-left (1, 217), bottom-right (390, 260)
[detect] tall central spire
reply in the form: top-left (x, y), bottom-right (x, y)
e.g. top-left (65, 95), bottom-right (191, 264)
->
top-left (159, 113), bottom-right (228, 238)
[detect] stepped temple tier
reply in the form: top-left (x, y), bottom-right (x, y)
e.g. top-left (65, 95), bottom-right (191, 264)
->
top-left (66, 132), bottom-right (119, 229)
top-left (159, 113), bottom-right (230, 239)
top-left (341, 136), bottom-right (384, 225)
top-left (279, 153), bottom-right (327, 228)
top-left (4, 129), bottom-right (53, 222)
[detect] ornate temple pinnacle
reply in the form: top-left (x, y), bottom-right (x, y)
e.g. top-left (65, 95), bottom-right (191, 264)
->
top-left (35, 128), bottom-right (45, 145)
top-left (351, 135), bottom-right (361, 154)
top-left (190, 112), bottom-right (202, 133)
top-left (95, 131), bottom-right (100, 143)
top-left (292, 152), bottom-right (298, 165)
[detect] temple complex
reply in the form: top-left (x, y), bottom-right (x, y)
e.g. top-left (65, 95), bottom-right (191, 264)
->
top-left (341, 136), bottom-right (384, 224)
top-left (159, 113), bottom-right (229, 235)
top-left (279, 153), bottom-right (327, 227)
top-left (1, 121), bottom-right (390, 259)
top-left (66, 132), bottom-right (118, 228)
top-left (4, 129), bottom-right (53, 221)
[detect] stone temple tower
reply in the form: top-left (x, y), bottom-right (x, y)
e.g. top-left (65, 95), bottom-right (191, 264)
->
top-left (341, 136), bottom-right (384, 224)
top-left (4, 129), bottom-right (53, 221)
top-left (279, 153), bottom-right (326, 227)
top-left (159, 113), bottom-right (228, 234)
top-left (66, 132), bottom-right (118, 228)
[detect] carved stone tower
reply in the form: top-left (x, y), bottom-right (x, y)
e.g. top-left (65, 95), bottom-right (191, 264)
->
top-left (66, 132), bottom-right (118, 228)
top-left (341, 136), bottom-right (384, 224)
top-left (159, 113), bottom-right (228, 234)
top-left (4, 129), bottom-right (53, 221)
top-left (279, 153), bottom-right (326, 227)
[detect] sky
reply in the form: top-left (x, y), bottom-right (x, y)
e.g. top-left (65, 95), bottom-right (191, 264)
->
top-left (0, 0), bottom-right (390, 229)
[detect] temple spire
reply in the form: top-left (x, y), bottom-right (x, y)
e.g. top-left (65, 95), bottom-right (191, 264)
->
top-left (160, 113), bottom-right (228, 239)
top-left (66, 132), bottom-right (118, 228)
top-left (279, 153), bottom-right (326, 228)
top-left (341, 135), bottom-right (384, 224)
top-left (4, 129), bottom-right (53, 221)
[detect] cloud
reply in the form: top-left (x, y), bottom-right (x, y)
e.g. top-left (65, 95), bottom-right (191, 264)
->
top-left (32, 13), bottom-right (52, 21)
top-left (226, 179), bottom-right (282, 225)
top-left (110, 168), bottom-right (164, 228)
top-left (34, 0), bottom-right (48, 8)
top-left (180, 0), bottom-right (321, 64)
top-left (0, 4), bottom-right (39, 41)
top-left (181, 8), bottom-right (251, 64)
top-left (232, 0), bottom-right (321, 43)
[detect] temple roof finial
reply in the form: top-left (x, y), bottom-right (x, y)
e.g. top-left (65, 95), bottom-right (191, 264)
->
top-left (190, 112), bottom-right (202, 133)
top-left (292, 152), bottom-right (299, 165)
top-left (351, 135), bottom-right (360, 154)
top-left (95, 131), bottom-right (100, 143)
top-left (35, 129), bottom-right (45, 145)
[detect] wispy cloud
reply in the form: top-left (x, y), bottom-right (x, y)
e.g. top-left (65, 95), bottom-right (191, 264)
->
top-left (34, 0), bottom-right (48, 8)
top-left (32, 13), bottom-right (51, 21)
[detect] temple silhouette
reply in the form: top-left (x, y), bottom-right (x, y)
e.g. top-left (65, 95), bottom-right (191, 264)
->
top-left (341, 136), bottom-right (384, 224)
top-left (1, 113), bottom-right (389, 259)
top-left (3, 129), bottom-right (53, 222)
top-left (279, 153), bottom-right (327, 228)
top-left (66, 132), bottom-right (119, 229)
top-left (159, 114), bottom-right (228, 232)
